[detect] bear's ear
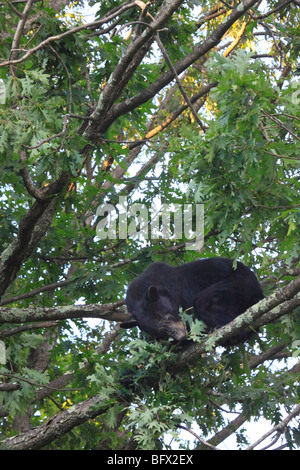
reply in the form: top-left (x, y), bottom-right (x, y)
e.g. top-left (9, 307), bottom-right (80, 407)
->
top-left (120, 316), bottom-right (138, 329)
top-left (147, 285), bottom-right (159, 302)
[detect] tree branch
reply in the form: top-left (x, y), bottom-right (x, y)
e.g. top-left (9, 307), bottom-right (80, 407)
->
top-left (0, 326), bottom-right (120, 420)
top-left (246, 403), bottom-right (300, 450)
top-left (9, 0), bottom-right (36, 65)
top-left (0, 198), bottom-right (58, 298)
top-left (99, 81), bottom-right (217, 193)
top-left (178, 424), bottom-right (221, 450)
top-left (0, 279), bottom-right (73, 306)
top-left (101, 0), bottom-right (260, 134)
top-left (0, 300), bottom-right (126, 324)
top-left (252, 0), bottom-right (293, 20)
top-left (155, 32), bottom-right (207, 131)
top-left (83, 0), bottom-right (186, 140)
top-left (196, 412), bottom-right (248, 449)
top-left (0, 321), bottom-right (59, 339)
top-left (1, 2), bottom-right (138, 67)
top-left (0, 393), bottom-right (112, 450)
top-left (171, 276), bottom-right (300, 370)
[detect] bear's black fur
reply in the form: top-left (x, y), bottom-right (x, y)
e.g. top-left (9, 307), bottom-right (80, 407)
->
top-left (121, 257), bottom-right (264, 346)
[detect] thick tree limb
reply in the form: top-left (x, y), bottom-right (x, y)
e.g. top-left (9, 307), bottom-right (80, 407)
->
top-left (0, 299), bottom-right (126, 324)
top-left (196, 412), bottom-right (249, 449)
top-left (170, 276), bottom-right (300, 370)
top-left (0, 393), bottom-right (112, 450)
top-left (0, 198), bottom-right (58, 299)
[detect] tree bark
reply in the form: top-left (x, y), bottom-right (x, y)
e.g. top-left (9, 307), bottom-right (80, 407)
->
top-left (0, 393), bottom-right (110, 450)
top-left (0, 300), bottom-right (126, 324)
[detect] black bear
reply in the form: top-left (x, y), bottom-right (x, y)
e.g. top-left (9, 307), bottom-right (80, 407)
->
top-left (121, 257), bottom-right (264, 345)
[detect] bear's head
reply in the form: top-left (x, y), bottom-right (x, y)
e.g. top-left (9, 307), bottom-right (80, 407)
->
top-left (121, 285), bottom-right (187, 341)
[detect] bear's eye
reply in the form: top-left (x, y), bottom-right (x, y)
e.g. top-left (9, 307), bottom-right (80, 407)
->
top-left (164, 314), bottom-right (175, 322)
top-left (153, 310), bottom-right (163, 319)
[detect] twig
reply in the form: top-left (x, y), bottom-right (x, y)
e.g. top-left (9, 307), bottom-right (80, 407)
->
top-left (1, 2), bottom-right (137, 68)
top-left (0, 321), bottom-right (59, 339)
top-left (19, 150), bottom-right (45, 199)
top-left (0, 372), bottom-right (84, 392)
top-left (196, 8), bottom-right (227, 27)
top-left (7, 0), bottom-right (23, 18)
top-left (259, 148), bottom-right (300, 160)
top-left (208, 398), bottom-right (240, 415)
top-left (0, 279), bottom-right (73, 305)
top-left (270, 112), bottom-right (300, 122)
top-left (21, 114), bottom-right (69, 149)
top-left (48, 44), bottom-right (72, 116)
top-left (131, 2), bottom-right (206, 131)
top-left (24, 24), bottom-right (43, 49)
top-left (259, 21), bottom-right (285, 69)
top-left (9, 0), bottom-right (36, 75)
top-left (246, 403), bottom-right (300, 450)
top-left (252, 0), bottom-right (293, 20)
top-left (219, 0), bottom-right (233, 8)
top-left (262, 109), bottom-right (300, 142)
top-left (177, 424), bottom-right (221, 450)
top-left (155, 33), bottom-right (207, 132)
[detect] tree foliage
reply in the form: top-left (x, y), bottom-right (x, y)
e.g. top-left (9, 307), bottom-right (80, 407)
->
top-left (0, 0), bottom-right (299, 450)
